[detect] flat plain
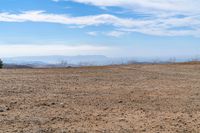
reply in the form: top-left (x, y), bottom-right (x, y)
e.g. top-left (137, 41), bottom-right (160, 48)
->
top-left (0, 63), bottom-right (200, 133)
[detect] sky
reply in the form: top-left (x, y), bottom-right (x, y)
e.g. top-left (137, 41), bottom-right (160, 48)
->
top-left (0, 0), bottom-right (200, 59)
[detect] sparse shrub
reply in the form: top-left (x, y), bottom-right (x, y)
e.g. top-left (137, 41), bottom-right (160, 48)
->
top-left (60, 60), bottom-right (68, 67)
top-left (190, 56), bottom-right (200, 62)
top-left (168, 57), bottom-right (176, 63)
top-left (127, 60), bottom-right (138, 65)
top-left (152, 58), bottom-right (160, 64)
top-left (0, 59), bottom-right (3, 69)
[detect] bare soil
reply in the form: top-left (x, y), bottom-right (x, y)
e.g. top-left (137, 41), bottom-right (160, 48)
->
top-left (0, 64), bottom-right (200, 133)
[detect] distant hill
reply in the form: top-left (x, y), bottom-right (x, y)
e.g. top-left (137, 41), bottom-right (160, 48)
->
top-left (2, 55), bottom-right (125, 68)
top-left (3, 55), bottom-right (195, 68)
top-left (3, 64), bottom-right (33, 69)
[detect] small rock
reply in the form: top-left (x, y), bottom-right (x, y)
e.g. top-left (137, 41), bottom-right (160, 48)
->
top-left (118, 100), bottom-right (123, 103)
top-left (103, 107), bottom-right (109, 110)
top-left (0, 106), bottom-right (9, 112)
top-left (51, 102), bottom-right (56, 105)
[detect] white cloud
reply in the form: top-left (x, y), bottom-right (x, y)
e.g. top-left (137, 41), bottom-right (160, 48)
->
top-left (106, 31), bottom-right (126, 37)
top-left (86, 31), bottom-right (126, 37)
top-left (87, 31), bottom-right (98, 36)
top-left (0, 11), bottom-right (135, 27)
top-left (0, 44), bottom-right (110, 57)
top-left (0, 10), bottom-right (200, 37)
top-left (66, 0), bottom-right (200, 15)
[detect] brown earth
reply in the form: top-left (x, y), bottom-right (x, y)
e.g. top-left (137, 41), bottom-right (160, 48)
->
top-left (0, 64), bottom-right (200, 133)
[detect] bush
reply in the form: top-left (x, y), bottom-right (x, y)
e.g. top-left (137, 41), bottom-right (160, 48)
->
top-left (0, 59), bottom-right (3, 69)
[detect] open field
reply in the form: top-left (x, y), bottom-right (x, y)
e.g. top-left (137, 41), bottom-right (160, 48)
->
top-left (1, 64), bottom-right (200, 133)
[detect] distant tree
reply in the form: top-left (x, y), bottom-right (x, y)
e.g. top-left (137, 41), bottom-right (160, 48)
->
top-left (60, 60), bottom-right (68, 67)
top-left (190, 55), bottom-right (200, 62)
top-left (0, 59), bottom-right (3, 69)
top-left (127, 60), bottom-right (138, 65)
top-left (168, 57), bottom-right (176, 63)
top-left (153, 58), bottom-right (160, 64)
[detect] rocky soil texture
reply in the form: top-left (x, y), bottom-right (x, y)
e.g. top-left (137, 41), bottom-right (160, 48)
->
top-left (0, 64), bottom-right (200, 132)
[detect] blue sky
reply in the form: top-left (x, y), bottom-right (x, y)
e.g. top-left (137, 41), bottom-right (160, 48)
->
top-left (0, 0), bottom-right (200, 59)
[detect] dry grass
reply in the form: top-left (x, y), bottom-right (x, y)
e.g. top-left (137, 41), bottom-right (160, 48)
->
top-left (0, 64), bottom-right (200, 132)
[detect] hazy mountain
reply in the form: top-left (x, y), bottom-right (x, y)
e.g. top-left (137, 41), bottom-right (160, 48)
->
top-left (3, 55), bottom-right (119, 67)
top-left (3, 55), bottom-right (192, 68)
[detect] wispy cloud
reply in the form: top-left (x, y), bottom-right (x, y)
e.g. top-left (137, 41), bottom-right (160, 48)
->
top-left (65, 0), bottom-right (200, 15)
top-left (106, 31), bottom-right (126, 37)
top-left (0, 10), bottom-right (200, 37)
top-left (0, 44), bottom-right (110, 57)
top-left (87, 31), bottom-right (98, 36)
top-left (86, 31), bottom-right (126, 37)
top-left (0, 11), bottom-right (135, 27)
top-left (52, 0), bottom-right (200, 37)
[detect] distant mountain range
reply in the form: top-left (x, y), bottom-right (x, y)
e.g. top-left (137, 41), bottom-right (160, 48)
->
top-left (2, 55), bottom-right (134, 68)
top-left (2, 55), bottom-right (198, 68)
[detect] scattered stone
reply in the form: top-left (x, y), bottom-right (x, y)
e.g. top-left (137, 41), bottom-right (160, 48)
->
top-left (118, 100), bottom-right (123, 103)
top-left (0, 106), bottom-right (9, 112)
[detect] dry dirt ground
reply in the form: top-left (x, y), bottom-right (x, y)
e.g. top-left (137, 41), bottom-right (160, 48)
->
top-left (1, 64), bottom-right (200, 133)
